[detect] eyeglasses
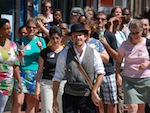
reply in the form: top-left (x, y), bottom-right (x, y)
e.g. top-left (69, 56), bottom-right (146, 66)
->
top-left (43, 6), bottom-right (51, 9)
top-left (27, 26), bottom-right (36, 29)
top-left (61, 27), bottom-right (67, 30)
top-left (131, 31), bottom-right (140, 35)
top-left (96, 18), bottom-right (106, 21)
top-left (43, 23), bottom-right (48, 25)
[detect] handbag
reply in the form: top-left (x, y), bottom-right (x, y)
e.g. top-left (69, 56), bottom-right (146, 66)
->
top-left (69, 47), bottom-right (104, 113)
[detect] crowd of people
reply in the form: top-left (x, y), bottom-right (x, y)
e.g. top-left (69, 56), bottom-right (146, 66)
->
top-left (1, 0), bottom-right (150, 113)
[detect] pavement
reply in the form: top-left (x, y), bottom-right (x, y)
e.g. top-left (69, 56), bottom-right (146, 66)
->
top-left (3, 96), bottom-right (42, 113)
top-left (4, 111), bottom-right (41, 113)
top-left (4, 110), bottom-right (41, 113)
top-left (4, 105), bottom-right (42, 113)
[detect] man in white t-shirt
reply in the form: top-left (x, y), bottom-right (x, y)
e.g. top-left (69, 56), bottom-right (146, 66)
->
top-left (41, 0), bottom-right (53, 23)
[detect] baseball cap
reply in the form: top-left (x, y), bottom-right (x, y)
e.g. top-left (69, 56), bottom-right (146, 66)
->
top-left (70, 7), bottom-right (84, 16)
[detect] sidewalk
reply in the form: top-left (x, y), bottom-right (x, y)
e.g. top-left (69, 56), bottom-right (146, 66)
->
top-left (4, 106), bottom-right (41, 113)
top-left (4, 111), bottom-right (41, 113)
top-left (4, 106), bottom-right (42, 113)
top-left (3, 96), bottom-right (42, 113)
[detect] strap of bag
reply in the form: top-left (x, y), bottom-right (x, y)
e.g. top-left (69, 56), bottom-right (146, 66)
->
top-left (69, 47), bottom-right (105, 113)
top-left (69, 47), bottom-right (104, 113)
top-left (69, 47), bottom-right (93, 90)
top-left (146, 38), bottom-right (150, 57)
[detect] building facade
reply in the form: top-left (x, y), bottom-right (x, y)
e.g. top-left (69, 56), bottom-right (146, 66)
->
top-left (0, 0), bottom-right (149, 42)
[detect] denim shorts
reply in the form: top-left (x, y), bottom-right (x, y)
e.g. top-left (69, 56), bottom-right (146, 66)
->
top-left (0, 93), bottom-right (9, 113)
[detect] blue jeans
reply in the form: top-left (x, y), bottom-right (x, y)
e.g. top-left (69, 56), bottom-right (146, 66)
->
top-left (0, 93), bottom-right (9, 113)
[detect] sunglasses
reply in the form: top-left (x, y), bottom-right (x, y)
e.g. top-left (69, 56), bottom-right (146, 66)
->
top-left (96, 18), bottom-right (106, 21)
top-left (131, 32), bottom-right (140, 35)
top-left (27, 26), bottom-right (36, 29)
top-left (61, 27), bottom-right (67, 30)
top-left (43, 6), bottom-right (51, 9)
top-left (43, 23), bottom-right (48, 25)
top-left (123, 14), bottom-right (130, 16)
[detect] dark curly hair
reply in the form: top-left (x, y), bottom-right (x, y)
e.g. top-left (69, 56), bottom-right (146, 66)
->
top-left (0, 18), bottom-right (10, 28)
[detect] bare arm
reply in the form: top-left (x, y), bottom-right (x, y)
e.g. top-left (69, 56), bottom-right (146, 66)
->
top-left (100, 49), bottom-right (109, 63)
top-left (139, 61), bottom-right (150, 70)
top-left (108, 21), bottom-right (114, 33)
top-left (100, 38), bottom-right (118, 60)
top-left (116, 53), bottom-right (123, 86)
top-left (108, 16), bottom-right (123, 33)
top-left (53, 81), bottom-right (60, 113)
top-left (35, 56), bottom-right (44, 94)
top-left (13, 65), bottom-right (22, 92)
top-left (91, 74), bottom-right (104, 106)
top-left (37, 20), bottom-right (49, 37)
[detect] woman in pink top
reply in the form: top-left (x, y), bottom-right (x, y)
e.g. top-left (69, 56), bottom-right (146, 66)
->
top-left (116, 19), bottom-right (150, 113)
top-left (0, 18), bottom-right (22, 113)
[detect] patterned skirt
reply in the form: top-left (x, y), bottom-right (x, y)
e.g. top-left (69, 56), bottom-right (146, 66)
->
top-left (14, 70), bottom-right (37, 94)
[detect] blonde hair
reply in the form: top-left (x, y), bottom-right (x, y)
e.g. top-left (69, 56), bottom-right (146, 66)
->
top-left (129, 19), bottom-right (143, 32)
top-left (35, 14), bottom-right (47, 23)
top-left (25, 18), bottom-right (37, 27)
top-left (83, 19), bottom-right (98, 36)
top-left (42, 0), bottom-right (51, 6)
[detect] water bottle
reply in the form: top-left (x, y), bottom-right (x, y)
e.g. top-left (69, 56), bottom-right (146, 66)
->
top-left (99, 27), bottom-right (104, 39)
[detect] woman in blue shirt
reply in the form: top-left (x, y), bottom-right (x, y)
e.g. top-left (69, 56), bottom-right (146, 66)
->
top-left (12, 18), bottom-right (46, 113)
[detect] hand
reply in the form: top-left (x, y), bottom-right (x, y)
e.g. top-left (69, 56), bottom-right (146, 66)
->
top-left (18, 49), bottom-right (25, 57)
top-left (53, 100), bottom-right (59, 113)
top-left (139, 61), bottom-right (150, 70)
top-left (36, 41), bottom-right (42, 49)
top-left (37, 20), bottom-right (44, 28)
top-left (116, 73), bottom-right (122, 86)
top-left (109, 16), bottom-right (118, 23)
top-left (109, 15), bottom-right (123, 23)
top-left (35, 87), bottom-right (40, 101)
top-left (99, 37), bottom-right (109, 47)
top-left (91, 90), bottom-right (100, 107)
top-left (35, 93), bottom-right (40, 101)
top-left (17, 82), bottom-right (22, 93)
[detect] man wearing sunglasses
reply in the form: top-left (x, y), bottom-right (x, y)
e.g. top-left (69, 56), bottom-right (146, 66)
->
top-left (41, 0), bottom-right (53, 23)
top-left (122, 8), bottom-right (132, 38)
top-left (93, 11), bottom-right (118, 113)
